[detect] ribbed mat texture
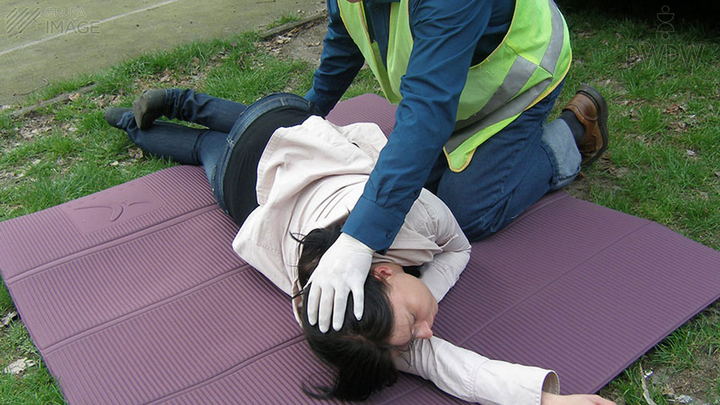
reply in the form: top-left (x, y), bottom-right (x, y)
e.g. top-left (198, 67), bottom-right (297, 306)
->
top-left (1, 94), bottom-right (719, 404)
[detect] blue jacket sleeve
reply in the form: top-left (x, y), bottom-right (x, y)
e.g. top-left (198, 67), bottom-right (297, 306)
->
top-left (342, 0), bottom-right (495, 252)
top-left (305, 0), bottom-right (366, 116)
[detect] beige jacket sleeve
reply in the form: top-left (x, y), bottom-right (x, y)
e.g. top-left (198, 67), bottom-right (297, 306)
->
top-left (414, 189), bottom-right (472, 302)
top-left (395, 337), bottom-right (559, 405)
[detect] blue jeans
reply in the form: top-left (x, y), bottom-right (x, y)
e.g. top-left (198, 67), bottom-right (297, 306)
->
top-left (425, 81), bottom-right (581, 241)
top-left (116, 90), bottom-right (320, 218)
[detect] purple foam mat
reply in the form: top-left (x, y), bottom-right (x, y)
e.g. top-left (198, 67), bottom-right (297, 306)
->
top-left (1, 94), bottom-right (719, 404)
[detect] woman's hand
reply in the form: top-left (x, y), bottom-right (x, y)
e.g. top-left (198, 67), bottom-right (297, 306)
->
top-left (541, 392), bottom-right (616, 405)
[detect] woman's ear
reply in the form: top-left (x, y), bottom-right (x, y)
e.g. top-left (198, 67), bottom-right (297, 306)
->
top-left (371, 264), bottom-right (395, 281)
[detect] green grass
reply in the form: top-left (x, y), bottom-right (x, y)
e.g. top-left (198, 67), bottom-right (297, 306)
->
top-left (1, 6), bottom-right (719, 405)
top-left (559, 7), bottom-right (720, 404)
top-left (0, 322), bottom-right (64, 405)
top-left (558, 9), bottom-right (720, 258)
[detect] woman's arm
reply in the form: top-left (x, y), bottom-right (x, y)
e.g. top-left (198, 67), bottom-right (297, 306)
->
top-left (398, 194), bottom-right (616, 405)
top-left (395, 336), bottom-right (558, 405)
top-left (415, 189), bottom-right (472, 302)
top-left (395, 337), bottom-right (617, 405)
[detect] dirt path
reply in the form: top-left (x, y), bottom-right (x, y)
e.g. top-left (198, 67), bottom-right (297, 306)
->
top-left (261, 15), bottom-right (327, 69)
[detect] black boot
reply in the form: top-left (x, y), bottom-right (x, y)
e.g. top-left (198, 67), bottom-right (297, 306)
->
top-left (103, 107), bottom-right (132, 129)
top-left (132, 89), bottom-right (166, 129)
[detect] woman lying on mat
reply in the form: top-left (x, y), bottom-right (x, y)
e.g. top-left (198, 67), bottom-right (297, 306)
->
top-left (104, 89), bottom-right (614, 405)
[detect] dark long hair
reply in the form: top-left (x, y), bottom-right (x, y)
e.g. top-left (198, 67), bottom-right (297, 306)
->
top-left (294, 223), bottom-right (398, 401)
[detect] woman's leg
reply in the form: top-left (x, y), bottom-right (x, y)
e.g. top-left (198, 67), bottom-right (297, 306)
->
top-left (134, 89), bottom-right (247, 132)
top-left (164, 89), bottom-right (247, 132)
top-left (114, 110), bottom-right (228, 208)
top-left (115, 110), bottom-right (223, 164)
top-left (114, 93), bottom-right (320, 226)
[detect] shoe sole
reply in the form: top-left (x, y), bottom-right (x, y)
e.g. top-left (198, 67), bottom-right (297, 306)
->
top-left (577, 84), bottom-right (609, 167)
top-left (132, 96), bottom-right (152, 130)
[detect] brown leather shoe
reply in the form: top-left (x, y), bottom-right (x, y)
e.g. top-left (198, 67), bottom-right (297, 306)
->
top-left (562, 85), bottom-right (609, 167)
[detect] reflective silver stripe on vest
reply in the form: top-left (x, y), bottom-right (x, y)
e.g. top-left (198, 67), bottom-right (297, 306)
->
top-left (540, 0), bottom-right (565, 73)
top-left (446, 0), bottom-right (565, 153)
top-left (446, 75), bottom-right (552, 152)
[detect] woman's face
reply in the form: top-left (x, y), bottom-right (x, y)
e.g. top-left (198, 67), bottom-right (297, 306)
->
top-left (372, 263), bottom-right (438, 352)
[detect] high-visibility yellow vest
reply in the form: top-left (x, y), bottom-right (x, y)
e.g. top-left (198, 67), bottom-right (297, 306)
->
top-left (337, 0), bottom-right (572, 171)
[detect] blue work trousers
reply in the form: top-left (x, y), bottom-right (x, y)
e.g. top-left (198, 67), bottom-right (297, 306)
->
top-left (425, 82), bottom-right (581, 241)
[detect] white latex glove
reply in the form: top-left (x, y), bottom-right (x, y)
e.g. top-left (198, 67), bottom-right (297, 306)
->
top-left (306, 232), bottom-right (373, 333)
